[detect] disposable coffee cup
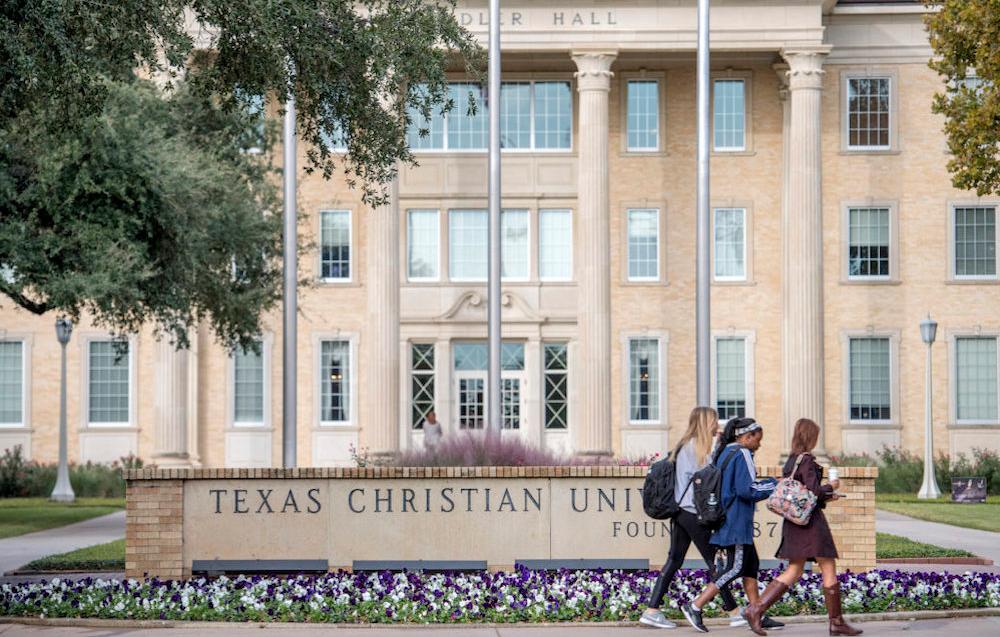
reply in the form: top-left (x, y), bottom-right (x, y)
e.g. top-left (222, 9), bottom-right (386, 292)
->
top-left (828, 468), bottom-right (839, 482)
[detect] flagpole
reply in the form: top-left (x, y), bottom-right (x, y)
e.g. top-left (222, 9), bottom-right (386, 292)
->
top-left (487, 0), bottom-right (502, 436)
top-left (283, 71), bottom-right (298, 467)
top-left (695, 0), bottom-right (712, 406)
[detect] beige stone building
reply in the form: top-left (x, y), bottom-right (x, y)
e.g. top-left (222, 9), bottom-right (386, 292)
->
top-left (2, 0), bottom-right (999, 469)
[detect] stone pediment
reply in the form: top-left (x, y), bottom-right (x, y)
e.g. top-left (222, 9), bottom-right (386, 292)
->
top-left (436, 290), bottom-right (545, 324)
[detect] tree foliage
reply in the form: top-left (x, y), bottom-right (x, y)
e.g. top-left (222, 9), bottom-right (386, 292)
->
top-left (925, 0), bottom-right (1000, 195)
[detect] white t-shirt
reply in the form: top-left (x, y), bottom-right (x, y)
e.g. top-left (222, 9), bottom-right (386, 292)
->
top-left (423, 421), bottom-right (443, 449)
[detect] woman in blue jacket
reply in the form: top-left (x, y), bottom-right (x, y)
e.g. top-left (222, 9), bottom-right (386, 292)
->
top-left (681, 418), bottom-right (777, 633)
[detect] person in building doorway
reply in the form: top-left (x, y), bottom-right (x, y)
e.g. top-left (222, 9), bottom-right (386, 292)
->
top-left (681, 417), bottom-right (778, 634)
top-left (743, 418), bottom-right (862, 636)
top-left (422, 410), bottom-right (443, 452)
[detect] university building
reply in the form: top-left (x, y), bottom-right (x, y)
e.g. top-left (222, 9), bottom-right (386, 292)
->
top-left (1, 0), bottom-right (999, 468)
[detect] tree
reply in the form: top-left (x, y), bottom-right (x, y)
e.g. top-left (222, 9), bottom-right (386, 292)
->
top-left (925, 0), bottom-right (1000, 195)
top-left (0, 79), bottom-right (283, 351)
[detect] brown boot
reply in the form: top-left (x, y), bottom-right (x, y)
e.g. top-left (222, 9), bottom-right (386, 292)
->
top-left (745, 580), bottom-right (789, 636)
top-left (823, 583), bottom-right (863, 636)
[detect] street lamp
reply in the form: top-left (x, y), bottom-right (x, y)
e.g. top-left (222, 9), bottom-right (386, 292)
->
top-left (918, 314), bottom-right (941, 499)
top-left (50, 317), bottom-right (75, 502)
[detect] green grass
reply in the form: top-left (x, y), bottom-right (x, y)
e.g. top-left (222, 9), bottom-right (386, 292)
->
top-left (876, 493), bottom-right (1000, 533)
top-left (0, 497), bottom-right (125, 539)
top-left (875, 532), bottom-right (974, 559)
top-left (23, 539), bottom-right (125, 572)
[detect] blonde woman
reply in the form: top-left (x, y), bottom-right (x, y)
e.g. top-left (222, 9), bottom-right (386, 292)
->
top-left (641, 407), bottom-right (756, 629)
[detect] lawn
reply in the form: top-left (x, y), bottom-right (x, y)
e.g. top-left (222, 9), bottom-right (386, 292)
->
top-left (0, 497), bottom-right (125, 539)
top-left (876, 493), bottom-right (1000, 533)
top-left (22, 539), bottom-right (125, 572)
top-left (875, 532), bottom-right (973, 559)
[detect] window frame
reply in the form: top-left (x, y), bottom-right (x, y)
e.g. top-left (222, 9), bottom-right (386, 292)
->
top-left (538, 208), bottom-right (574, 282)
top-left (710, 71), bottom-right (753, 154)
top-left (625, 207), bottom-right (663, 283)
top-left (406, 209), bottom-right (441, 283)
top-left (949, 331), bottom-right (1000, 427)
top-left (948, 202), bottom-right (999, 282)
top-left (0, 337), bottom-right (29, 429)
top-left (542, 341), bottom-right (570, 430)
top-left (409, 341), bottom-right (437, 431)
top-left (81, 335), bottom-right (137, 429)
top-left (710, 331), bottom-right (756, 423)
top-left (620, 74), bottom-right (665, 154)
top-left (318, 209), bottom-right (353, 283)
top-left (227, 334), bottom-right (273, 430)
top-left (313, 334), bottom-right (358, 428)
top-left (841, 200), bottom-right (900, 283)
top-left (622, 333), bottom-right (668, 426)
top-left (839, 330), bottom-right (901, 429)
top-left (711, 206), bottom-right (750, 283)
top-left (840, 69), bottom-right (899, 153)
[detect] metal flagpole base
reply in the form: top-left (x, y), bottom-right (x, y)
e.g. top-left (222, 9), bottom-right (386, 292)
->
top-left (917, 475), bottom-right (942, 499)
top-left (50, 473), bottom-right (75, 502)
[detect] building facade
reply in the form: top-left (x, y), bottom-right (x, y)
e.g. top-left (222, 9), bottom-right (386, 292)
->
top-left (2, 0), bottom-right (999, 468)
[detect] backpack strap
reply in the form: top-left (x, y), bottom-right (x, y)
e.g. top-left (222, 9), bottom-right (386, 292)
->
top-left (790, 453), bottom-right (807, 481)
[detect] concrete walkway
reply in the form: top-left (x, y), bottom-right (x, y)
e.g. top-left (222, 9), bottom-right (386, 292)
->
top-left (0, 511), bottom-right (125, 575)
top-left (1, 616), bottom-right (999, 636)
top-left (876, 509), bottom-right (1000, 565)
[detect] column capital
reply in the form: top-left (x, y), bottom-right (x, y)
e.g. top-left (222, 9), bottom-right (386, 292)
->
top-left (779, 47), bottom-right (831, 91)
top-left (772, 63), bottom-right (790, 102)
top-left (571, 50), bottom-right (617, 92)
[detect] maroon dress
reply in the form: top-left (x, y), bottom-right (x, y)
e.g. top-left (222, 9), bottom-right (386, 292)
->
top-left (774, 453), bottom-right (838, 561)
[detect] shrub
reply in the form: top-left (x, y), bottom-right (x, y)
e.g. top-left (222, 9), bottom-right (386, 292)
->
top-left (0, 448), bottom-right (143, 498)
top-left (832, 446), bottom-right (1000, 494)
top-left (0, 445), bottom-right (30, 497)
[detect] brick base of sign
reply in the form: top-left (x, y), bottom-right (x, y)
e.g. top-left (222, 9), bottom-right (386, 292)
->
top-left (124, 466), bottom-right (878, 580)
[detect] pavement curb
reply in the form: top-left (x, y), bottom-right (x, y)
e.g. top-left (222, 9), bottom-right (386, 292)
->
top-left (1, 607), bottom-right (999, 629)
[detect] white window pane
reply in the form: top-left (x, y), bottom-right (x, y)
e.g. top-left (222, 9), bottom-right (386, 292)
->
top-left (848, 207), bottom-right (890, 278)
top-left (88, 341), bottom-right (130, 424)
top-left (320, 119), bottom-right (348, 152)
top-left (713, 79), bottom-right (745, 151)
top-left (320, 210), bottom-right (351, 280)
top-left (0, 342), bottom-right (23, 425)
top-left (539, 209), bottom-right (573, 280)
top-left (955, 207), bottom-right (997, 278)
top-left (449, 210), bottom-right (488, 280)
top-left (627, 209), bottom-right (659, 280)
top-left (407, 84), bottom-right (445, 150)
top-left (407, 210), bottom-right (440, 280)
top-left (627, 80), bottom-right (659, 151)
top-left (714, 208), bottom-right (746, 280)
top-left (716, 338), bottom-right (746, 421)
top-left (849, 338), bottom-right (891, 421)
top-left (957, 337), bottom-right (998, 421)
top-left (847, 78), bottom-right (891, 149)
top-left (629, 338), bottom-right (660, 422)
top-left (500, 82), bottom-right (532, 149)
top-left (447, 83), bottom-right (487, 150)
top-left (321, 341), bottom-right (351, 422)
top-left (534, 82), bottom-right (572, 150)
top-left (501, 209), bottom-right (529, 280)
top-left (233, 342), bottom-right (264, 424)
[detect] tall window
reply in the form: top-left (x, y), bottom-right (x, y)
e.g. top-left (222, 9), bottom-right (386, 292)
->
top-left (627, 80), bottom-right (659, 151)
top-left (539, 209), bottom-right (573, 281)
top-left (627, 208), bottom-right (660, 281)
top-left (410, 343), bottom-right (435, 429)
top-left (848, 207), bottom-right (891, 278)
top-left (629, 338), bottom-right (660, 422)
top-left (320, 340), bottom-right (351, 424)
top-left (956, 337), bottom-right (998, 421)
top-left (716, 338), bottom-right (746, 421)
top-left (88, 341), bottom-right (130, 426)
top-left (543, 343), bottom-right (569, 429)
top-left (501, 209), bottom-right (530, 280)
top-left (320, 210), bottom-right (351, 281)
top-left (849, 337), bottom-right (891, 421)
top-left (449, 209), bottom-right (488, 281)
top-left (320, 119), bottom-right (348, 152)
top-left (233, 342), bottom-right (264, 425)
top-left (955, 206), bottom-right (997, 279)
top-left (408, 81), bottom-right (572, 151)
top-left (847, 77), bottom-right (891, 150)
top-left (714, 208), bottom-right (746, 281)
top-left (407, 210), bottom-right (440, 281)
top-left (713, 79), bottom-right (746, 151)
top-left (0, 341), bottom-right (23, 426)
top-left (236, 90), bottom-right (266, 153)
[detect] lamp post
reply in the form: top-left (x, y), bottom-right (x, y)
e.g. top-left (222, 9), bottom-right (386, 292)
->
top-left (50, 318), bottom-right (75, 502)
top-left (918, 314), bottom-right (941, 499)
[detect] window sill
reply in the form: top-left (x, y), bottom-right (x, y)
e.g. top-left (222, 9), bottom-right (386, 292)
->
top-left (0, 425), bottom-right (32, 431)
top-left (839, 278), bottom-right (902, 286)
top-left (712, 150), bottom-right (756, 157)
top-left (621, 423), bottom-right (667, 430)
top-left (841, 422), bottom-right (901, 430)
top-left (226, 425), bottom-right (273, 433)
top-left (620, 150), bottom-right (668, 158)
top-left (946, 278), bottom-right (1000, 285)
top-left (313, 425), bottom-right (360, 432)
top-left (316, 279), bottom-right (361, 288)
top-left (78, 425), bottom-right (140, 432)
top-left (621, 280), bottom-right (668, 287)
top-left (712, 280), bottom-right (755, 287)
top-left (838, 149), bottom-right (902, 156)
top-left (948, 422), bottom-right (1000, 429)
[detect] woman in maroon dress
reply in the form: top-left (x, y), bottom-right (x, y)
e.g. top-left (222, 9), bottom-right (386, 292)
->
top-left (744, 418), bottom-right (862, 636)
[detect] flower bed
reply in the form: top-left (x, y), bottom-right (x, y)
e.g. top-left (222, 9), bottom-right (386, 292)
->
top-left (2, 568), bottom-right (998, 623)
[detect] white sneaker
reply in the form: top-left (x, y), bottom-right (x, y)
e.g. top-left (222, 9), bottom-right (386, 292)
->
top-left (640, 608), bottom-right (678, 629)
top-left (729, 608), bottom-right (749, 627)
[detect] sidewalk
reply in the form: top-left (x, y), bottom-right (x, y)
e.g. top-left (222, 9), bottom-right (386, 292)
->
top-left (0, 511), bottom-right (125, 575)
top-left (1, 616), bottom-right (999, 636)
top-left (876, 509), bottom-right (1000, 565)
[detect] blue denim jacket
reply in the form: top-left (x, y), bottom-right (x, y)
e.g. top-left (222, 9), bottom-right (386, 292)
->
top-left (709, 443), bottom-right (777, 547)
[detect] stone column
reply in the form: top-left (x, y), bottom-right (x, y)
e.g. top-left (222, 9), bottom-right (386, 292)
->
top-left (153, 340), bottom-right (192, 467)
top-left (780, 48), bottom-right (829, 456)
top-left (571, 50), bottom-right (616, 456)
top-left (365, 177), bottom-right (401, 456)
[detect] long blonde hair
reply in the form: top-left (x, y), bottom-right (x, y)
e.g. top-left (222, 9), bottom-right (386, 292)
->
top-left (676, 406), bottom-right (718, 465)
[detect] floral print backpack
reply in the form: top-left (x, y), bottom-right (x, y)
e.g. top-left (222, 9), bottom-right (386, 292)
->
top-left (766, 454), bottom-right (818, 526)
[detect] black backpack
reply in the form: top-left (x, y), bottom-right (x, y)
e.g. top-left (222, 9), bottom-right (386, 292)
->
top-left (642, 447), bottom-right (691, 520)
top-left (692, 448), bottom-right (739, 530)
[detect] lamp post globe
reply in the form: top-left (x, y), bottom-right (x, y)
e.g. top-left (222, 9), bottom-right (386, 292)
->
top-left (918, 314), bottom-right (941, 500)
top-left (50, 317), bottom-right (75, 502)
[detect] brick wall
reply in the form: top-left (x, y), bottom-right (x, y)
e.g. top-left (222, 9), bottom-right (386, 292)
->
top-left (125, 478), bottom-right (184, 579)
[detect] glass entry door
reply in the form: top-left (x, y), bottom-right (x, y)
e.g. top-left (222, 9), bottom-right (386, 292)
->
top-left (453, 342), bottom-right (524, 431)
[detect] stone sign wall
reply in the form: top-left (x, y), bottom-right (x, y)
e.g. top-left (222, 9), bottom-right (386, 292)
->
top-left (124, 466), bottom-right (877, 580)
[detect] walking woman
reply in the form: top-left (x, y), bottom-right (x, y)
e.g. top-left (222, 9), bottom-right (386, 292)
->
top-left (640, 407), bottom-right (744, 629)
top-left (744, 418), bottom-right (862, 636)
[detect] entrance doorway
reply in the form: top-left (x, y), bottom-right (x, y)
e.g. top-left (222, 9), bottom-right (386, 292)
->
top-left (452, 342), bottom-right (525, 431)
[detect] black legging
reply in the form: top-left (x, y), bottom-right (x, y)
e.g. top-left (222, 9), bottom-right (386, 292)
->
top-left (648, 510), bottom-right (739, 610)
